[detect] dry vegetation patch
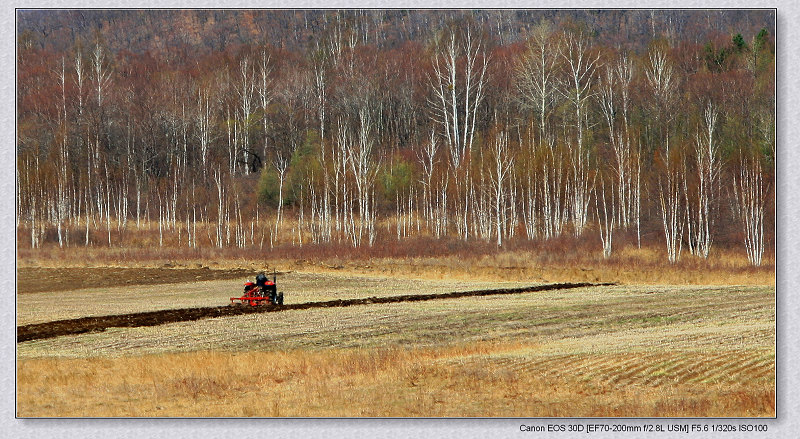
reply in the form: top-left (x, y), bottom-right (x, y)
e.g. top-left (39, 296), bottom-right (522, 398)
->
top-left (17, 344), bottom-right (774, 417)
top-left (18, 245), bottom-right (775, 286)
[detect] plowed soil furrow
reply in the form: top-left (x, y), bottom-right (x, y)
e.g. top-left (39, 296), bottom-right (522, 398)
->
top-left (17, 282), bottom-right (607, 343)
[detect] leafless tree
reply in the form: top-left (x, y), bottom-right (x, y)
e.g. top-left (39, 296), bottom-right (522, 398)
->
top-left (91, 43), bottom-right (112, 108)
top-left (599, 52), bottom-right (641, 244)
top-left (416, 130), bottom-right (440, 233)
top-left (74, 50), bottom-right (85, 116)
top-left (429, 26), bottom-right (489, 171)
top-left (194, 84), bottom-right (216, 174)
top-left (54, 57), bottom-right (70, 247)
top-left (236, 56), bottom-right (256, 175)
top-left (659, 142), bottom-right (685, 264)
top-left (489, 129), bottom-right (513, 246)
top-left (428, 24), bottom-right (490, 239)
top-left (516, 21), bottom-right (560, 143)
top-left (645, 48), bottom-right (678, 132)
top-left (559, 30), bottom-right (600, 235)
top-left (347, 106), bottom-right (381, 246)
top-left (646, 47), bottom-right (682, 262)
top-left (732, 152), bottom-right (767, 266)
top-left (311, 56), bottom-right (332, 241)
top-left (595, 178), bottom-right (615, 258)
top-left (257, 50), bottom-right (274, 168)
top-left (686, 102), bottom-right (720, 259)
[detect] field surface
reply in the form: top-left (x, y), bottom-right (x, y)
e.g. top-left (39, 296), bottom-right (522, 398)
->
top-left (17, 269), bottom-right (532, 325)
top-left (16, 267), bottom-right (775, 417)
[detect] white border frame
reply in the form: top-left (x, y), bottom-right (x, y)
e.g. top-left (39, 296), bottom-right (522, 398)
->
top-left (5, 3), bottom-right (794, 438)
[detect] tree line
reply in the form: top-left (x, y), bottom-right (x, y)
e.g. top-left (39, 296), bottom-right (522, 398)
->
top-left (16, 11), bottom-right (774, 265)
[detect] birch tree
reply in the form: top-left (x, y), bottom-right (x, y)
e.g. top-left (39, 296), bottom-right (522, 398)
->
top-left (732, 152), bottom-right (767, 266)
top-left (311, 55), bottom-right (332, 241)
top-left (194, 83), bottom-right (216, 174)
top-left (646, 48), bottom-right (681, 262)
top-left (91, 43), bottom-right (112, 109)
top-left (559, 30), bottom-right (600, 235)
top-left (54, 56), bottom-right (70, 247)
top-left (595, 178), bottom-right (615, 258)
top-left (658, 143), bottom-right (685, 264)
top-left (332, 118), bottom-right (351, 240)
top-left (257, 50), bottom-right (274, 166)
top-left (74, 49), bottom-right (85, 117)
top-left (416, 130), bottom-right (440, 233)
top-left (515, 22), bottom-right (567, 240)
top-left (89, 42), bottom-right (113, 244)
top-left (686, 102), bottom-right (720, 259)
top-left (488, 128), bottom-right (513, 246)
top-left (428, 23), bottom-right (489, 239)
top-left (347, 106), bottom-right (381, 246)
top-left (236, 56), bottom-right (256, 175)
top-left (645, 48), bottom-right (678, 141)
top-left (515, 21), bottom-right (559, 142)
top-left (599, 52), bottom-right (641, 243)
top-left (429, 25), bottom-right (489, 171)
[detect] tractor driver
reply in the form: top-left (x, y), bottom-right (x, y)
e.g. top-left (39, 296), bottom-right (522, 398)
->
top-left (255, 273), bottom-right (268, 292)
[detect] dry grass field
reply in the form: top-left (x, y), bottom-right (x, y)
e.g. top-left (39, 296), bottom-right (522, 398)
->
top-left (17, 244), bottom-right (775, 286)
top-left (16, 267), bottom-right (775, 418)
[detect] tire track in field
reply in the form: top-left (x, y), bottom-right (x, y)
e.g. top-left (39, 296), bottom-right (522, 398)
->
top-left (731, 358), bottom-right (774, 382)
top-left (17, 282), bottom-right (609, 343)
top-left (644, 357), bottom-right (700, 386)
top-left (683, 352), bottom-right (741, 384)
top-left (581, 355), bottom-right (645, 381)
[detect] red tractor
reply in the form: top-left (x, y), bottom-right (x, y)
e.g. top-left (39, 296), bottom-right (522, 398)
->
top-left (230, 271), bottom-right (284, 307)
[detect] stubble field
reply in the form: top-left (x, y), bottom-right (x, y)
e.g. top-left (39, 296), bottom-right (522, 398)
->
top-left (16, 266), bottom-right (775, 417)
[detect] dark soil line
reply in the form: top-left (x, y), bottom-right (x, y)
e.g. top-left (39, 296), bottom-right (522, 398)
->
top-left (17, 282), bottom-right (612, 343)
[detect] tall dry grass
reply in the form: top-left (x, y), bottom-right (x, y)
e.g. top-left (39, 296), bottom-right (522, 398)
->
top-left (17, 240), bottom-right (775, 286)
top-left (17, 342), bottom-right (774, 418)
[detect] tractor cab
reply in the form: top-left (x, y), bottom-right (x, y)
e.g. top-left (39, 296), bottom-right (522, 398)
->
top-left (255, 272), bottom-right (277, 296)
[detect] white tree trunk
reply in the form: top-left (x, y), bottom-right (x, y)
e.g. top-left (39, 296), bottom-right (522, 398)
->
top-left (733, 154), bottom-right (767, 266)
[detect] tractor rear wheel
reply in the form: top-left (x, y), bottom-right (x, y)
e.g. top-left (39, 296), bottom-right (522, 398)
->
top-left (277, 292), bottom-right (284, 306)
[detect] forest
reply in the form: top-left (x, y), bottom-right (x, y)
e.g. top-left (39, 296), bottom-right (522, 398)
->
top-left (16, 9), bottom-right (775, 266)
